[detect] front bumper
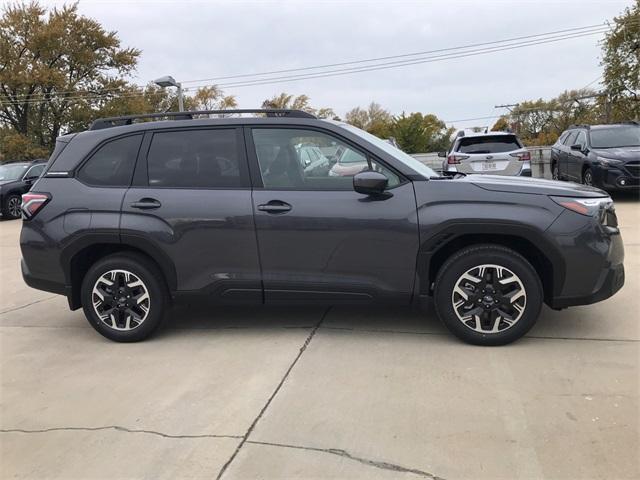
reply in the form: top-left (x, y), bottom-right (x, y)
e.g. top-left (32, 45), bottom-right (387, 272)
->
top-left (546, 209), bottom-right (625, 308)
top-left (593, 163), bottom-right (640, 191)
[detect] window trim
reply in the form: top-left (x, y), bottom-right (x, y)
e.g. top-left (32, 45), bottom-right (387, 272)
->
top-left (244, 125), bottom-right (407, 192)
top-left (139, 126), bottom-right (250, 190)
top-left (562, 131), bottom-right (578, 147)
top-left (75, 133), bottom-right (144, 189)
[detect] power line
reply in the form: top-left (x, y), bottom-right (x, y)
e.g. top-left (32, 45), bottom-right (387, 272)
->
top-left (1, 22), bottom-right (620, 103)
top-left (180, 23), bottom-right (612, 84)
top-left (0, 26), bottom-right (610, 107)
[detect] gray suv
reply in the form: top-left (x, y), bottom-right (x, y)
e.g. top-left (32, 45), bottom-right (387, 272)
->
top-left (20, 109), bottom-right (625, 345)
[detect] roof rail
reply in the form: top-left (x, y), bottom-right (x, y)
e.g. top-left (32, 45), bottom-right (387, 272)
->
top-left (88, 109), bottom-right (316, 130)
top-left (568, 124), bottom-right (591, 129)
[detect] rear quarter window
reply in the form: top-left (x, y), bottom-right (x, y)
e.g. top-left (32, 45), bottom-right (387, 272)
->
top-left (77, 134), bottom-right (142, 187)
top-left (457, 135), bottom-right (522, 154)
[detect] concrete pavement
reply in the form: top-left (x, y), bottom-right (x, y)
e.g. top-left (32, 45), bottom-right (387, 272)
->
top-left (1, 197), bottom-right (638, 479)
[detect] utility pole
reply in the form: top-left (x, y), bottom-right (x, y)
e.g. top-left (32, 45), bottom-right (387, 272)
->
top-left (494, 103), bottom-right (520, 133)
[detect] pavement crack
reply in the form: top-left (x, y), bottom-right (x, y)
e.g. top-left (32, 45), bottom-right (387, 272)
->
top-left (216, 306), bottom-right (331, 480)
top-left (246, 440), bottom-right (445, 479)
top-left (0, 295), bottom-right (57, 315)
top-left (0, 426), bottom-right (242, 440)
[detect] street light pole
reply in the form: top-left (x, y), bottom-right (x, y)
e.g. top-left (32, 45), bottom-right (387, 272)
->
top-left (154, 75), bottom-right (184, 112)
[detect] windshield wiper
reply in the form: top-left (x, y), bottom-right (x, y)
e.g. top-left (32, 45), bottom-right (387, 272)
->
top-left (430, 171), bottom-right (467, 179)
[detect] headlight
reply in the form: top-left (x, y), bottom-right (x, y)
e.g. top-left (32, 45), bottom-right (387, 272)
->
top-left (597, 156), bottom-right (622, 165)
top-left (550, 196), bottom-right (611, 216)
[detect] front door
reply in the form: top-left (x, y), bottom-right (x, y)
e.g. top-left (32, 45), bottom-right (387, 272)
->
top-left (247, 127), bottom-right (419, 303)
top-left (121, 127), bottom-right (262, 301)
top-left (568, 130), bottom-right (587, 181)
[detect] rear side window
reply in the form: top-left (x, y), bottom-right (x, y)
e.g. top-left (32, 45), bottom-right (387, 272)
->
top-left (147, 129), bottom-right (244, 188)
top-left (457, 135), bottom-right (522, 154)
top-left (78, 134), bottom-right (142, 187)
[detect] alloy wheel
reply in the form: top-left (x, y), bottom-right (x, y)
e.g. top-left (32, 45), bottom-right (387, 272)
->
top-left (8, 196), bottom-right (21, 218)
top-left (552, 165), bottom-right (559, 180)
top-left (583, 171), bottom-right (593, 186)
top-left (451, 264), bottom-right (527, 333)
top-left (92, 269), bottom-right (150, 331)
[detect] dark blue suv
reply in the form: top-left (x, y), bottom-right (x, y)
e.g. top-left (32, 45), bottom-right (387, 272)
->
top-left (19, 110), bottom-right (625, 345)
top-left (551, 122), bottom-right (640, 190)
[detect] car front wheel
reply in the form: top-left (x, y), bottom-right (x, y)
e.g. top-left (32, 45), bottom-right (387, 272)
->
top-left (81, 253), bottom-right (167, 342)
top-left (583, 168), bottom-right (594, 186)
top-left (2, 194), bottom-right (22, 219)
top-left (552, 162), bottom-right (559, 181)
top-left (434, 245), bottom-right (543, 346)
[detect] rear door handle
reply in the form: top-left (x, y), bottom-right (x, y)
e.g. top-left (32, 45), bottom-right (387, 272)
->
top-left (257, 201), bottom-right (292, 214)
top-left (130, 198), bottom-right (161, 209)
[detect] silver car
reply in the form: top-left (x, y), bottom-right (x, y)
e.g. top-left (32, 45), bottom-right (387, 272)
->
top-left (440, 131), bottom-right (531, 176)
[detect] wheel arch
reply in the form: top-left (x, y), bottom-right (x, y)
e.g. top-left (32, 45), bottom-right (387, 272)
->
top-left (62, 236), bottom-right (177, 310)
top-left (418, 223), bottom-right (565, 305)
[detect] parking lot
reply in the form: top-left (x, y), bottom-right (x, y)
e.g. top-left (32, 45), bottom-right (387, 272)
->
top-left (1, 195), bottom-right (638, 479)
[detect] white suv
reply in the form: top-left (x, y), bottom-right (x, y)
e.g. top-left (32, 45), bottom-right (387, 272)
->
top-left (440, 131), bottom-right (531, 176)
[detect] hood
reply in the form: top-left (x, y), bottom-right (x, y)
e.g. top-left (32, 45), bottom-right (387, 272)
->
top-left (458, 174), bottom-right (607, 197)
top-left (0, 179), bottom-right (18, 187)
top-left (591, 147), bottom-right (640, 162)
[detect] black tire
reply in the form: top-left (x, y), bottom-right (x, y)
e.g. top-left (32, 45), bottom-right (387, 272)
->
top-left (81, 253), bottom-right (168, 342)
top-left (551, 162), bottom-right (560, 181)
top-left (583, 168), bottom-right (594, 186)
top-left (2, 194), bottom-right (22, 220)
top-left (433, 245), bottom-right (543, 346)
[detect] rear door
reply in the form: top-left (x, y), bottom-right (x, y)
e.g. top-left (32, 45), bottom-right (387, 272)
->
top-left (246, 126), bottom-right (419, 304)
top-left (121, 127), bottom-right (261, 301)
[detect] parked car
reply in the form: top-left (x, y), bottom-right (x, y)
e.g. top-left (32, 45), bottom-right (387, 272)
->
top-left (0, 160), bottom-right (47, 219)
top-left (20, 109), bottom-right (624, 346)
top-left (551, 122), bottom-right (640, 190)
top-left (440, 131), bottom-right (531, 176)
top-left (295, 144), bottom-right (333, 177)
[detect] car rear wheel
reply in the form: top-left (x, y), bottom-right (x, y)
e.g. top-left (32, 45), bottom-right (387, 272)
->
top-left (583, 168), bottom-right (594, 186)
top-left (2, 194), bottom-right (22, 220)
top-left (434, 245), bottom-right (543, 346)
top-left (81, 253), bottom-right (167, 342)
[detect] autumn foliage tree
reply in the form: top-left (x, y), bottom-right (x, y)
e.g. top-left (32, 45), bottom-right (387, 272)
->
top-left (0, 2), bottom-right (139, 157)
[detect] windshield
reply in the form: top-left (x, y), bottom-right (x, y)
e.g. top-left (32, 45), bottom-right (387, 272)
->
top-left (0, 164), bottom-right (28, 181)
top-left (337, 123), bottom-right (438, 178)
top-left (590, 125), bottom-right (640, 148)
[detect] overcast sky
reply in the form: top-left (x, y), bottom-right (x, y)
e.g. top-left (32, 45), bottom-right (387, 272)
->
top-left (38, 0), bottom-right (632, 128)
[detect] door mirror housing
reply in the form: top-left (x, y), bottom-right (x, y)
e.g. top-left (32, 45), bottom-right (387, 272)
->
top-left (353, 171), bottom-right (388, 195)
top-left (437, 151), bottom-right (447, 158)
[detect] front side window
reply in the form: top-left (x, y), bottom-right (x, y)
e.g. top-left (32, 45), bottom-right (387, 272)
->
top-left (574, 131), bottom-right (587, 148)
top-left (78, 134), bottom-right (142, 187)
top-left (147, 129), bottom-right (243, 188)
top-left (252, 128), bottom-right (401, 190)
top-left (24, 164), bottom-right (45, 179)
top-left (563, 131), bottom-right (578, 146)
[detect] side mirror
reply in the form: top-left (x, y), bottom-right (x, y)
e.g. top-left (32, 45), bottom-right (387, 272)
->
top-left (353, 171), bottom-right (388, 196)
top-left (437, 151), bottom-right (447, 158)
top-left (570, 143), bottom-right (584, 152)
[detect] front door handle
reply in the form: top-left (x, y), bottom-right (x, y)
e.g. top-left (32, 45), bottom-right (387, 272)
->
top-left (130, 198), bottom-right (161, 209)
top-left (257, 200), bottom-right (292, 214)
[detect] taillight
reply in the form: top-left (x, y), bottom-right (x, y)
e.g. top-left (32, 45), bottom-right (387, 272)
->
top-left (21, 193), bottom-right (50, 219)
top-left (447, 154), bottom-right (469, 164)
top-left (510, 151), bottom-right (531, 161)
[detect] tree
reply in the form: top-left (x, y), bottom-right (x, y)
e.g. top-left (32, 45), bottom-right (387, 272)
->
top-left (601, 0), bottom-right (640, 121)
top-left (261, 92), bottom-right (336, 118)
top-left (491, 117), bottom-right (509, 131)
top-left (388, 112), bottom-right (453, 153)
top-left (0, 2), bottom-right (140, 152)
top-left (345, 102), bottom-right (392, 138)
